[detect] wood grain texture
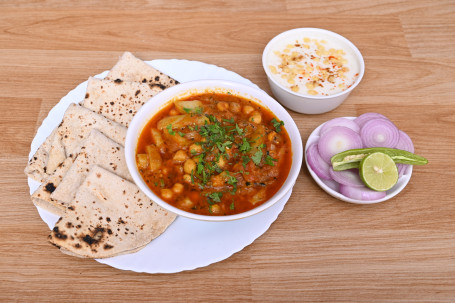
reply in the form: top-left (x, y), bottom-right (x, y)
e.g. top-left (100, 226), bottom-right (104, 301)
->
top-left (1, 1), bottom-right (454, 302)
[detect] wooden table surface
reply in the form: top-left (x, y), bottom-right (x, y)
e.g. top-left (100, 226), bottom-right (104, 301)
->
top-left (1, 1), bottom-right (454, 302)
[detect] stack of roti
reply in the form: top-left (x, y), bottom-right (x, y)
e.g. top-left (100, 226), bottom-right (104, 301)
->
top-left (25, 52), bottom-right (179, 259)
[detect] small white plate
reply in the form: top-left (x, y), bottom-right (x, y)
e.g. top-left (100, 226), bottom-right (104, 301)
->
top-left (304, 117), bottom-right (413, 204)
top-left (27, 59), bottom-right (294, 273)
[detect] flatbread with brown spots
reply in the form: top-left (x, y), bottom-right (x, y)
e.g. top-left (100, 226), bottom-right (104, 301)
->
top-left (25, 103), bottom-right (127, 183)
top-left (81, 77), bottom-right (163, 127)
top-left (32, 129), bottom-right (130, 216)
top-left (49, 165), bottom-right (176, 258)
top-left (105, 51), bottom-right (179, 89)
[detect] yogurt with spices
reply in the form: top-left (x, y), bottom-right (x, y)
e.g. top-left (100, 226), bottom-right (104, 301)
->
top-left (266, 33), bottom-right (361, 97)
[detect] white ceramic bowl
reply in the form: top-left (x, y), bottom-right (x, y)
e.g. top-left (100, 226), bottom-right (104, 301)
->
top-left (305, 117), bottom-right (413, 204)
top-left (262, 28), bottom-right (365, 114)
top-left (125, 79), bottom-right (303, 221)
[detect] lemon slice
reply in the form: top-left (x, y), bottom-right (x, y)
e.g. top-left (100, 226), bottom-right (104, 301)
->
top-left (360, 152), bottom-right (398, 191)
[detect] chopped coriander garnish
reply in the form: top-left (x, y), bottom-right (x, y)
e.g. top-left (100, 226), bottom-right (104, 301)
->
top-left (178, 131), bottom-right (186, 137)
top-left (166, 124), bottom-right (175, 136)
top-left (242, 155), bottom-right (250, 168)
top-left (271, 118), bottom-right (284, 133)
top-left (206, 192), bottom-right (223, 203)
top-left (251, 149), bottom-right (263, 165)
top-left (194, 107), bottom-right (203, 115)
top-left (264, 155), bottom-right (278, 166)
top-left (225, 172), bottom-right (238, 194)
top-left (239, 137), bottom-right (251, 153)
top-left (230, 201), bottom-right (235, 210)
top-left (235, 124), bottom-right (244, 136)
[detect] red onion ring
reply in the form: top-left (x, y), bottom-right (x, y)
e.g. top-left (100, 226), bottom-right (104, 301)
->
top-left (354, 112), bottom-right (389, 128)
top-left (329, 168), bottom-right (364, 187)
top-left (395, 130), bottom-right (415, 177)
top-left (339, 184), bottom-right (387, 201)
top-left (319, 117), bottom-right (360, 136)
top-left (306, 143), bottom-right (332, 180)
top-left (360, 118), bottom-right (400, 148)
top-left (317, 126), bottom-right (363, 164)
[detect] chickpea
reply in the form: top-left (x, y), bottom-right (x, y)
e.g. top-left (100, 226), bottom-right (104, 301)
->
top-left (189, 143), bottom-right (203, 155)
top-left (161, 188), bottom-right (173, 200)
top-left (172, 183), bottom-right (184, 194)
top-left (249, 111), bottom-right (262, 124)
top-left (210, 204), bottom-right (222, 214)
top-left (173, 150), bottom-right (188, 162)
top-left (177, 197), bottom-right (194, 210)
top-left (230, 102), bottom-right (241, 113)
top-left (216, 102), bottom-right (229, 111)
top-left (183, 174), bottom-right (192, 184)
top-left (243, 105), bottom-right (254, 115)
top-left (183, 159), bottom-right (196, 174)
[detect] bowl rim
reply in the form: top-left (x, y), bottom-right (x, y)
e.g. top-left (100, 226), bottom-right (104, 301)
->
top-left (262, 27), bottom-right (365, 100)
top-left (125, 79), bottom-right (303, 221)
top-left (304, 116), bottom-right (413, 204)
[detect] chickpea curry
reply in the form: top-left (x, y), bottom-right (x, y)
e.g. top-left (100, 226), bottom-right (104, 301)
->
top-left (136, 93), bottom-right (292, 216)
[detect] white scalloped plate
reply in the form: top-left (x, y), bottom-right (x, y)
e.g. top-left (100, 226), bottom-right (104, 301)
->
top-left (305, 117), bottom-right (412, 204)
top-left (27, 59), bottom-right (293, 273)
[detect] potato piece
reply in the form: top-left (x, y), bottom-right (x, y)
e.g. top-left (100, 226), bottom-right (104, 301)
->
top-left (151, 128), bottom-right (165, 150)
top-left (146, 144), bottom-right (162, 172)
top-left (136, 154), bottom-right (148, 170)
top-left (157, 114), bottom-right (209, 130)
top-left (250, 125), bottom-right (265, 155)
top-left (162, 129), bottom-right (190, 147)
top-left (251, 188), bottom-right (266, 205)
top-left (216, 155), bottom-right (227, 169)
top-left (210, 171), bottom-right (229, 187)
top-left (157, 115), bottom-right (186, 130)
top-left (175, 100), bottom-right (203, 114)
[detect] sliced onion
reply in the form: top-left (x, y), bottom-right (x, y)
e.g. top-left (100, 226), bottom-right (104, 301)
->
top-left (360, 118), bottom-right (400, 148)
top-left (320, 117), bottom-right (360, 136)
top-left (354, 112), bottom-right (389, 128)
top-left (306, 143), bottom-right (332, 180)
top-left (395, 130), bottom-right (415, 177)
top-left (317, 126), bottom-right (363, 164)
top-left (322, 179), bottom-right (340, 192)
top-left (329, 168), bottom-right (364, 187)
top-left (339, 184), bottom-right (387, 201)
